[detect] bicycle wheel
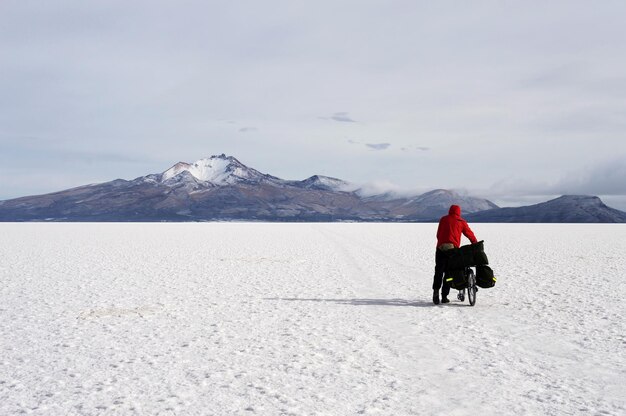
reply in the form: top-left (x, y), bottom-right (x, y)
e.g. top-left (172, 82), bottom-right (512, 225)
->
top-left (467, 269), bottom-right (477, 306)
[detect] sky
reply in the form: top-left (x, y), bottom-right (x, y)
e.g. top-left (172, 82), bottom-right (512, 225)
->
top-left (1, 0), bottom-right (626, 209)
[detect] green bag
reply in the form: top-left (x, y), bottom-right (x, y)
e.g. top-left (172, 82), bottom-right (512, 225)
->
top-left (476, 265), bottom-right (496, 288)
top-left (445, 268), bottom-right (467, 290)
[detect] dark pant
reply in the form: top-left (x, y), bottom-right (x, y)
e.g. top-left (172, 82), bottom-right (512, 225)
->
top-left (432, 249), bottom-right (450, 298)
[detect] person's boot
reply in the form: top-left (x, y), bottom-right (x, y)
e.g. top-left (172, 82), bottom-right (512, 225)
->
top-left (441, 296), bottom-right (450, 304)
top-left (433, 291), bottom-right (440, 305)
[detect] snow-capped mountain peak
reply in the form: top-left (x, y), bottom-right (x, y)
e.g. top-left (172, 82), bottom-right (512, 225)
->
top-left (298, 175), bottom-right (354, 192)
top-left (161, 162), bottom-right (193, 181)
top-left (161, 154), bottom-right (269, 185)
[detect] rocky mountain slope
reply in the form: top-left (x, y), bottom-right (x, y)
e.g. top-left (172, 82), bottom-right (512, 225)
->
top-left (464, 195), bottom-right (626, 223)
top-left (0, 154), bottom-right (497, 222)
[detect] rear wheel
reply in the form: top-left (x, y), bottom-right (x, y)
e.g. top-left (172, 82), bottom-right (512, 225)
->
top-left (467, 269), bottom-right (477, 306)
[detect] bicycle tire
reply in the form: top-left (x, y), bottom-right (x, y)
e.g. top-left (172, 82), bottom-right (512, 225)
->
top-left (468, 269), bottom-right (476, 306)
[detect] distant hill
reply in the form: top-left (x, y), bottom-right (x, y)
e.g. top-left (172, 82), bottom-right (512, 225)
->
top-left (362, 189), bottom-right (498, 221)
top-left (0, 154), bottom-right (497, 222)
top-left (465, 195), bottom-right (626, 223)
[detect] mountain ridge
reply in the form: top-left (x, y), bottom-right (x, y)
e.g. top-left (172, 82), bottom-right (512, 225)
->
top-left (1, 154), bottom-right (624, 222)
top-left (465, 195), bottom-right (626, 223)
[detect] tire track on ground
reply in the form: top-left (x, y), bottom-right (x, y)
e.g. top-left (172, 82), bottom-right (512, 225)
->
top-left (309, 225), bottom-right (424, 412)
top-left (312, 225), bottom-right (459, 413)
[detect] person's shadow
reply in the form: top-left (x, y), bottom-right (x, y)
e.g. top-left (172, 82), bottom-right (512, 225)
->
top-left (265, 297), bottom-right (435, 307)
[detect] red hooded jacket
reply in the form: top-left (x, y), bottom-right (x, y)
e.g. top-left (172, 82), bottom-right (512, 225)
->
top-left (436, 205), bottom-right (477, 248)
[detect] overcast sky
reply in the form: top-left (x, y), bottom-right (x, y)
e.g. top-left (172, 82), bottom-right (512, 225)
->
top-left (2, 0), bottom-right (626, 209)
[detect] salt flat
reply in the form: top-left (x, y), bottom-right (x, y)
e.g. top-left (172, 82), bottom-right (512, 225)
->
top-left (1, 223), bottom-right (624, 415)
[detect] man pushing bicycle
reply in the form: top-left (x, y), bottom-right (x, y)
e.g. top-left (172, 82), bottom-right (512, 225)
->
top-left (432, 205), bottom-right (478, 305)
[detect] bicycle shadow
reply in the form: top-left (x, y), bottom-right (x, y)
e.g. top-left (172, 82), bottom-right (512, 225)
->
top-left (265, 297), bottom-right (435, 308)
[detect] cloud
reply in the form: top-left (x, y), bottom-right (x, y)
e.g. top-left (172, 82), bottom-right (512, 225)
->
top-left (366, 143), bottom-right (391, 151)
top-left (239, 127), bottom-right (258, 133)
top-left (475, 155), bottom-right (626, 209)
top-left (552, 156), bottom-right (626, 195)
top-left (349, 140), bottom-right (394, 151)
top-left (356, 180), bottom-right (405, 197)
top-left (401, 146), bottom-right (430, 152)
top-left (322, 112), bottom-right (356, 123)
top-left (352, 180), bottom-right (430, 198)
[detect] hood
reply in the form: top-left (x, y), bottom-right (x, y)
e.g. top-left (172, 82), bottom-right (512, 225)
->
top-left (449, 204), bottom-right (461, 216)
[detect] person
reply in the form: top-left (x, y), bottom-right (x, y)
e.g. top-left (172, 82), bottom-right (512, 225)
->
top-left (433, 204), bottom-right (477, 305)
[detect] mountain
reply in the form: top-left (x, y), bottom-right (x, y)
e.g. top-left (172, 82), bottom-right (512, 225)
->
top-left (369, 189), bottom-right (499, 221)
top-left (160, 156), bottom-right (283, 186)
top-left (296, 175), bottom-right (352, 192)
top-left (0, 154), bottom-right (498, 222)
top-left (464, 195), bottom-right (626, 223)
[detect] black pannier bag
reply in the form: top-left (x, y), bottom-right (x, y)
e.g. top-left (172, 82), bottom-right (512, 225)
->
top-left (471, 241), bottom-right (489, 266)
top-left (444, 248), bottom-right (472, 270)
top-left (476, 265), bottom-right (496, 288)
top-left (445, 268), bottom-right (467, 290)
top-left (445, 241), bottom-right (489, 269)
